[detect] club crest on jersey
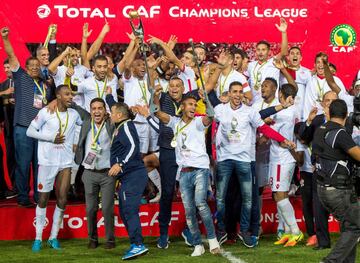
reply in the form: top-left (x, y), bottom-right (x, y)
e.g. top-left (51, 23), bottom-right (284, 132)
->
top-left (38, 183), bottom-right (43, 190)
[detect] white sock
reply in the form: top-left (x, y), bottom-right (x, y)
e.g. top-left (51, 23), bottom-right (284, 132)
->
top-left (148, 169), bottom-right (161, 195)
top-left (70, 166), bottom-right (78, 185)
top-left (49, 206), bottom-right (65, 240)
top-left (277, 207), bottom-right (285, 232)
top-left (277, 198), bottom-right (300, 235)
top-left (35, 206), bottom-right (47, 241)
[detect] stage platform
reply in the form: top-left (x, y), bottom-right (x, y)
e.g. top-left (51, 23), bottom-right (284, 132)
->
top-left (0, 192), bottom-right (340, 241)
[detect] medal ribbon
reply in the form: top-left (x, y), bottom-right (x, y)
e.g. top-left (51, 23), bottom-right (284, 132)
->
top-left (95, 78), bottom-right (107, 98)
top-left (138, 80), bottom-right (148, 105)
top-left (253, 60), bottom-right (268, 88)
top-left (91, 119), bottom-right (105, 147)
top-left (219, 70), bottom-right (232, 96)
top-left (34, 80), bottom-right (47, 101)
top-left (316, 77), bottom-right (325, 102)
top-left (56, 108), bottom-right (69, 136)
top-left (172, 119), bottom-right (193, 143)
top-left (111, 120), bottom-right (130, 145)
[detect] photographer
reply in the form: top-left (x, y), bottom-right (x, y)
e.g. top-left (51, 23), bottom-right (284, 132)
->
top-left (312, 99), bottom-right (360, 263)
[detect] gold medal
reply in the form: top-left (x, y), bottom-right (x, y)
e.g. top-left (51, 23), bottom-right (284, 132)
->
top-left (42, 98), bottom-right (48, 104)
top-left (171, 140), bottom-right (177, 148)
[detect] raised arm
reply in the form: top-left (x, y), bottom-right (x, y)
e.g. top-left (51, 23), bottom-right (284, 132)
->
top-left (48, 24), bottom-right (58, 63)
top-left (81, 23), bottom-right (92, 69)
top-left (275, 18), bottom-right (288, 59)
top-left (148, 35), bottom-right (184, 70)
top-left (1, 27), bottom-right (19, 70)
top-left (323, 58), bottom-right (341, 94)
top-left (48, 46), bottom-right (72, 75)
top-left (273, 58), bottom-right (298, 91)
top-left (86, 22), bottom-right (109, 61)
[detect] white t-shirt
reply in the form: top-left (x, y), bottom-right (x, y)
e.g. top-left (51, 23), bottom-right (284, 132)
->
top-left (77, 76), bottom-right (118, 113)
top-left (269, 106), bottom-right (296, 164)
top-left (279, 66), bottom-right (312, 121)
top-left (166, 116), bottom-right (209, 169)
top-left (216, 70), bottom-right (250, 97)
top-left (52, 64), bottom-right (93, 107)
top-left (123, 75), bottom-right (151, 123)
top-left (30, 108), bottom-right (82, 166)
top-left (252, 98), bottom-right (279, 162)
top-left (215, 103), bottom-right (264, 162)
top-left (178, 66), bottom-right (197, 93)
top-left (247, 57), bottom-right (280, 103)
top-left (303, 75), bottom-right (346, 120)
top-left (299, 142), bottom-right (313, 173)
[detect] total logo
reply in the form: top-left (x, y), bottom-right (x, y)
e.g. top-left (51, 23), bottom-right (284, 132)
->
top-left (36, 4), bottom-right (161, 19)
top-left (330, 24), bottom-right (357, 53)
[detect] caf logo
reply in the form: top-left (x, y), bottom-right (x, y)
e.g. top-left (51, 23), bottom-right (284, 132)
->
top-left (330, 24), bottom-right (356, 53)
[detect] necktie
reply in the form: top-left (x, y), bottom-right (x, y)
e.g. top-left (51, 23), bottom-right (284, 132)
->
top-left (43, 68), bottom-right (48, 80)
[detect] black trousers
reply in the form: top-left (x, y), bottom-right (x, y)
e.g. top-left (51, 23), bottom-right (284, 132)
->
top-left (300, 171), bottom-right (315, 236)
top-left (318, 186), bottom-right (360, 263)
top-left (158, 147), bottom-right (178, 236)
top-left (313, 173), bottom-right (331, 247)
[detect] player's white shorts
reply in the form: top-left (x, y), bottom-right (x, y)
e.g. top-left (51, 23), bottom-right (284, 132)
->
top-left (256, 162), bottom-right (270, 188)
top-left (134, 122), bottom-right (159, 154)
top-left (37, 165), bottom-right (71, 192)
top-left (269, 163), bottom-right (295, 192)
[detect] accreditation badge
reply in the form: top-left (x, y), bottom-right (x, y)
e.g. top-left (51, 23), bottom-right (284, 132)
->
top-left (83, 149), bottom-right (97, 170)
top-left (33, 94), bottom-right (44, 109)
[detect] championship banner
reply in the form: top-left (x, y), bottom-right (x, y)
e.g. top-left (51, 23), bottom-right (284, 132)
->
top-left (0, 199), bottom-right (339, 241)
top-left (0, 0), bottom-right (359, 86)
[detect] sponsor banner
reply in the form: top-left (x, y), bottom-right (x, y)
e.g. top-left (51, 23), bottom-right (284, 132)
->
top-left (0, 1), bottom-right (359, 86)
top-left (0, 199), bottom-right (339, 240)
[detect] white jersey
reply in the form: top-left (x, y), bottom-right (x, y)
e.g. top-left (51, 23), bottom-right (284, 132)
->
top-left (166, 116), bottom-right (209, 169)
top-left (52, 64), bottom-right (93, 107)
top-left (253, 98), bottom-right (279, 163)
top-left (269, 106), bottom-right (296, 164)
top-left (216, 70), bottom-right (250, 97)
top-left (123, 75), bottom-right (151, 123)
top-left (77, 76), bottom-right (118, 113)
top-left (28, 108), bottom-right (82, 166)
top-left (279, 66), bottom-right (312, 121)
top-left (215, 103), bottom-right (264, 162)
top-left (303, 75), bottom-right (347, 120)
top-left (178, 65), bottom-right (197, 93)
top-left (247, 57), bottom-right (280, 103)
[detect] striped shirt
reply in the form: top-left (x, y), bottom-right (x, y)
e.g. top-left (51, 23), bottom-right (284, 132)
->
top-left (12, 67), bottom-right (54, 127)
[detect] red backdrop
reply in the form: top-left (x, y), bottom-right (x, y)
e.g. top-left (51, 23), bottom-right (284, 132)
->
top-left (0, 0), bottom-right (359, 86)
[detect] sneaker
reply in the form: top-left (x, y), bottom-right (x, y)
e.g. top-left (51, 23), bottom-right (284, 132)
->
top-left (208, 238), bottom-right (221, 254)
top-left (48, 238), bottom-right (61, 250)
top-left (274, 233), bottom-right (292, 245)
top-left (238, 232), bottom-right (255, 248)
top-left (149, 193), bottom-right (161, 203)
top-left (216, 231), bottom-right (228, 246)
top-left (5, 190), bottom-right (17, 199)
top-left (191, 245), bottom-right (205, 257)
top-left (306, 235), bottom-right (317, 247)
top-left (18, 200), bottom-right (35, 208)
top-left (87, 240), bottom-right (98, 249)
top-left (284, 232), bottom-right (304, 247)
top-left (181, 228), bottom-right (194, 247)
top-left (251, 235), bottom-right (259, 247)
top-left (276, 229), bottom-right (285, 240)
top-left (157, 235), bottom-right (169, 249)
top-left (32, 240), bottom-right (42, 252)
top-left (122, 244), bottom-right (148, 260)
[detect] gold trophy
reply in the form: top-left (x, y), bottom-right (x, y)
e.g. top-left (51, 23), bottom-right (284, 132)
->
top-left (43, 24), bottom-right (57, 49)
top-left (128, 10), bottom-right (158, 114)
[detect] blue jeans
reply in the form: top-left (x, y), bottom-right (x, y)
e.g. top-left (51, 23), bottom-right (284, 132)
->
top-left (14, 125), bottom-right (38, 203)
top-left (216, 159), bottom-right (252, 232)
top-left (179, 168), bottom-right (216, 245)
